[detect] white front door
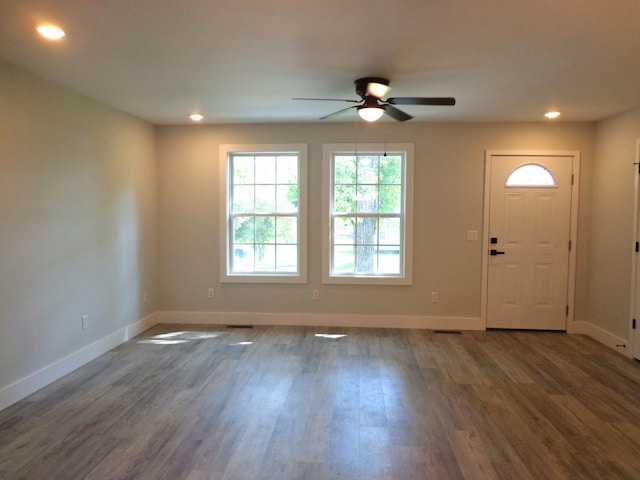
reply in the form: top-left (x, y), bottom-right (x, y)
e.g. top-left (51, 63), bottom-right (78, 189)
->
top-left (486, 154), bottom-right (574, 330)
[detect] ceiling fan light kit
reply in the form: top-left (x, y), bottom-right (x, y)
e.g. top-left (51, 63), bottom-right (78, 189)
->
top-left (357, 92), bottom-right (385, 121)
top-left (358, 106), bottom-right (385, 122)
top-left (294, 77), bottom-right (455, 122)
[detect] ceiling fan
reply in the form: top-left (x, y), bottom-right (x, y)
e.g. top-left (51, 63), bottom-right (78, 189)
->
top-left (293, 77), bottom-right (455, 122)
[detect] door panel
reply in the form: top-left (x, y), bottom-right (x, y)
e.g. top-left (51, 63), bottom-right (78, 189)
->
top-left (487, 156), bottom-right (573, 330)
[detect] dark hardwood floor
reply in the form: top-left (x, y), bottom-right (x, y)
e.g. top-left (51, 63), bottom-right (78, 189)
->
top-left (1, 324), bottom-right (639, 479)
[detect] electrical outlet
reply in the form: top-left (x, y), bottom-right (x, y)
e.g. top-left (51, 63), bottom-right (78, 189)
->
top-left (312, 290), bottom-right (319, 300)
top-left (207, 288), bottom-right (214, 298)
top-left (81, 315), bottom-right (88, 330)
top-left (431, 292), bottom-right (439, 303)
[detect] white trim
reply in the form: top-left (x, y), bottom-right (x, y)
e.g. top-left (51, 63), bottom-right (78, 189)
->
top-left (157, 310), bottom-right (483, 331)
top-left (629, 139), bottom-right (640, 360)
top-left (0, 313), bottom-right (158, 412)
top-left (481, 150), bottom-right (581, 330)
top-left (569, 319), bottom-right (633, 357)
top-left (566, 320), bottom-right (589, 334)
top-left (219, 144), bottom-right (308, 284)
top-left (586, 322), bottom-right (633, 358)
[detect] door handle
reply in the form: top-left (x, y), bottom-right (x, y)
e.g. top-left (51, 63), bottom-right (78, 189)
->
top-left (490, 249), bottom-right (506, 256)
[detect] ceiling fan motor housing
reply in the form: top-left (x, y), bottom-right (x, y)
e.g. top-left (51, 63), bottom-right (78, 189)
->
top-left (361, 95), bottom-right (381, 108)
top-left (355, 77), bottom-right (389, 99)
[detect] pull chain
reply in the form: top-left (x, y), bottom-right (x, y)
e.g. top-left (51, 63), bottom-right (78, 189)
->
top-left (383, 116), bottom-right (388, 157)
top-left (354, 111), bottom-right (359, 157)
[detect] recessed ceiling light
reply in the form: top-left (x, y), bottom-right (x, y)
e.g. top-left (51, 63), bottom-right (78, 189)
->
top-left (545, 111), bottom-right (561, 119)
top-left (189, 113), bottom-right (204, 122)
top-left (37, 24), bottom-right (66, 40)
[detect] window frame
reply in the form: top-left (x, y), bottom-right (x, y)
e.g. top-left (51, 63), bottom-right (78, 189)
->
top-left (220, 144), bottom-right (307, 284)
top-left (322, 143), bottom-right (414, 285)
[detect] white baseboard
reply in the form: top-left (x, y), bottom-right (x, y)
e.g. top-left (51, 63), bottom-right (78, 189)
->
top-left (158, 312), bottom-right (637, 358)
top-left (0, 313), bottom-right (158, 412)
top-left (157, 310), bottom-right (484, 331)
top-left (585, 322), bottom-right (632, 358)
top-left (2, 311), bottom-right (633, 413)
top-left (567, 320), bottom-right (589, 334)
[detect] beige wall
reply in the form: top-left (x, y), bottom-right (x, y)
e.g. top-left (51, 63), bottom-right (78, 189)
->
top-left (0, 60), bottom-right (158, 403)
top-left (156, 121), bottom-right (595, 326)
top-left (590, 107), bottom-right (640, 339)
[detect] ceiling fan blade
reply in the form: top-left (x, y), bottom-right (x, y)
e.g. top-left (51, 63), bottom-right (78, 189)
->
top-left (320, 105), bottom-right (358, 120)
top-left (383, 105), bottom-right (413, 122)
top-left (292, 97), bottom-right (360, 103)
top-left (387, 97), bottom-right (456, 106)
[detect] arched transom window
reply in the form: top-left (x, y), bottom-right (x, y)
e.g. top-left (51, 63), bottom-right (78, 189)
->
top-left (505, 164), bottom-right (555, 187)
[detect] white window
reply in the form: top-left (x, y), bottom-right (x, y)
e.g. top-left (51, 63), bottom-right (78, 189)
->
top-left (506, 164), bottom-right (555, 187)
top-left (322, 143), bottom-right (414, 285)
top-left (220, 144), bottom-right (307, 283)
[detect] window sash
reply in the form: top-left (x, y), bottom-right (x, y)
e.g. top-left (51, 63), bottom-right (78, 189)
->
top-left (330, 213), bottom-right (405, 276)
top-left (229, 213), bottom-right (299, 273)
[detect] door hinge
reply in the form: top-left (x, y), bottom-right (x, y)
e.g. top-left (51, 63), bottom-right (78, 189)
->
top-left (633, 318), bottom-right (637, 329)
top-left (569, 240), bottom-right (572, 251)
top-left (636, 241), bottom-right (639, 253)
top-left (566, 305), bottom-right (569, 317)
top-left (571, 174), bottom-right (574, 185)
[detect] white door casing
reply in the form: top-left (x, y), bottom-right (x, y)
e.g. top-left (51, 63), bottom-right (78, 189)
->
top-left (483, 152), bottom-right (580, 330)
top-left (630, 140), bottom-right (640, 360)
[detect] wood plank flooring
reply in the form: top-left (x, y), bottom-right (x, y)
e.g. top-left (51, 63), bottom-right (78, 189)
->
top-left (1, 325), bottom-right (639, 479)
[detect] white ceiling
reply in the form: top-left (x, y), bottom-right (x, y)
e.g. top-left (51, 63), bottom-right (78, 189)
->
top-left (1, 0), bottom-right (640, 125)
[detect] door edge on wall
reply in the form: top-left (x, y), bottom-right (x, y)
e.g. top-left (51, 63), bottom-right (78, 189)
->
top-left (629, 140), bottom-right (640, 360)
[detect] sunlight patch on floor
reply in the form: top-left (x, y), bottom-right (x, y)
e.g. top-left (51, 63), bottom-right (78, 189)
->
top-left (315, 333), bottom-right (347, 339)
top-left (138, 330), bottom-right (222, 345)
